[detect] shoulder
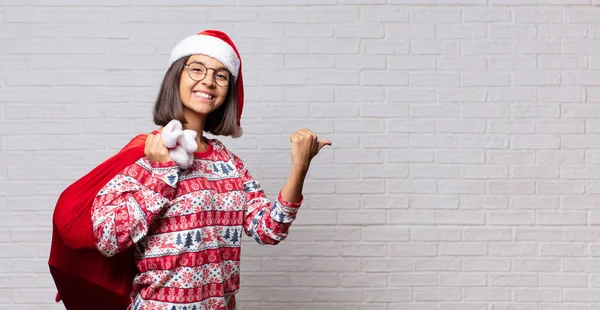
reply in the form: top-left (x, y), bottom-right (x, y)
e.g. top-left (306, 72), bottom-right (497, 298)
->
top-left (206, 137), bottom-right (247, 168)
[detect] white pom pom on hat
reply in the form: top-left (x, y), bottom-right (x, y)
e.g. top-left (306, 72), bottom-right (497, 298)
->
top-left (168, 30), bottom-right (244, 138)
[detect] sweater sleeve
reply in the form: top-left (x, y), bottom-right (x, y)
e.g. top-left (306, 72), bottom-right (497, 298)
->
top-left (235, 157), bottom-right (303, 245)
top-left (91, 157), bottom-right (180, 257)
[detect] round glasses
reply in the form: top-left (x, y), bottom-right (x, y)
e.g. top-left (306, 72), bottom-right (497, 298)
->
top-left (185, 62), bottom-right (231, 87)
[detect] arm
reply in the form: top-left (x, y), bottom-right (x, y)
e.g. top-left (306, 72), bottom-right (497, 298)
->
top-left (239, 159), bottom-right (303, 245)
top-left (92, 158), bottom-right (179, 257)
top-left (241, 128), bottom-right (331, 245)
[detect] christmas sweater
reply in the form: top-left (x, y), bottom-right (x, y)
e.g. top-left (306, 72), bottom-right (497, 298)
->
top-left (91, 138), bottom-right (302, 310)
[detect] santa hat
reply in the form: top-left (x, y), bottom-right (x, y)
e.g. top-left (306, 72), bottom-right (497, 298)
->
top-left (168, 30), bottom-right (244, 138)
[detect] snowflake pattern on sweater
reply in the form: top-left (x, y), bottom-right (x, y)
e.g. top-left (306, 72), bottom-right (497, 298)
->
top-left (91, 139), bottom-right (302, 310)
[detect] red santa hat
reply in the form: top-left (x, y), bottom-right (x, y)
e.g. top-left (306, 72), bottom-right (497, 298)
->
top-left (168, 30), bottom-right (244, 138)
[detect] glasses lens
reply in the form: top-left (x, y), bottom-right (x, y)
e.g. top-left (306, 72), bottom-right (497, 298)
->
top-left (188, 63), bottom-right (207, 81)
top-left (214, 71), bottom-right (230, 87)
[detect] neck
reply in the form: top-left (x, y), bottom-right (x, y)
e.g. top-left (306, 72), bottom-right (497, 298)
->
top-left (182, 109), bottom-right (208, 150)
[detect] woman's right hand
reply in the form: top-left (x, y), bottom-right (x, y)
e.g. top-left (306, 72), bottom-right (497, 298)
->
top-left (144, 133), bottom-right (173, 163)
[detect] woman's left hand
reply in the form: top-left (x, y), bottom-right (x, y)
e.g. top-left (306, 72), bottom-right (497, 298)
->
top-left (289, 128), bottom-right (332, 172)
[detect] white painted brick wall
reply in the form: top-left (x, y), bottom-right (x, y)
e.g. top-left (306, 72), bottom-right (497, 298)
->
top-left (4, 1), bottom-right (600, 309)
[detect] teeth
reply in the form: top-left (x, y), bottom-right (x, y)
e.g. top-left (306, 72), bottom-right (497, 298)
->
top-left (194, 91), bottom-right (213, 99)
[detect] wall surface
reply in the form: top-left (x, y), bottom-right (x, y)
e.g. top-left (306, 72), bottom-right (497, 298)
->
top-left (2, 0), bottom-right (600, 309)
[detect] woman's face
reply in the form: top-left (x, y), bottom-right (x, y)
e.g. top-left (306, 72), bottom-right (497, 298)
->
top-left (179, 54), bottom-right (230, 117)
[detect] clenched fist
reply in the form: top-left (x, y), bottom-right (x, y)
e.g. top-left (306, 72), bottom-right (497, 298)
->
top-left (145, 133), bottom-right (173, 163)
top-left (289, 129), bottom-right (331, 171)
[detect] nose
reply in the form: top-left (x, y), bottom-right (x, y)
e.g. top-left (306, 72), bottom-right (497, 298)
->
top-left (201, 70), bottom-right (216, 87)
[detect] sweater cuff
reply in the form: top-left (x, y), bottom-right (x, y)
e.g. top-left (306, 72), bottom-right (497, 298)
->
top-left (278, 191), bottom-right (303, 209)
top-left (269, 191), bottom-right (302, 223)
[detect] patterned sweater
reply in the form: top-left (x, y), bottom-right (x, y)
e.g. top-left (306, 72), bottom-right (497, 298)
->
top-left (91, 138), bottom-right (302, 310)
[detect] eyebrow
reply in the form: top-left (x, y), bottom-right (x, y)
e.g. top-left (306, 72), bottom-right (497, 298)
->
top-left (189, 61), bottom-right (228, 72)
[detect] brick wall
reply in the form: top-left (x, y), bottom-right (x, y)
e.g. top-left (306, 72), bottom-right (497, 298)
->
top-left (2, 1), bottom-right (600, 309)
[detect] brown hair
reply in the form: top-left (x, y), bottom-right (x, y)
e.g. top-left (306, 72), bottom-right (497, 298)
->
top-left (152, 55), bottom-right (239, 136)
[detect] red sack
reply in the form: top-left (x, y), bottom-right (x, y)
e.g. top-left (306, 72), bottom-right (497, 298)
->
top-left (48, 134), bottom-right (149, 310)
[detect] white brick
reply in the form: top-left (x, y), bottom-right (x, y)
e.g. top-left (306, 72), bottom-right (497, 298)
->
top-left (286, 55), bottom-right (334, 69)
top-left (513, 259), bottom-right (561, 272)
top-left (360, 134), bottom-right (409, 148)
top-left (387, 149), bottom-right (435, 163)
top-left (514, 71), bottom-right (561, 86)
top-left (490, 25), bottom-right (537, 39)
top-left (515, 228), bottom-right (563, 241)
top-left (461, 73), bottom-right (510, 87)
top-left (440, 273), bottom-right (486, 286)
top-left (461, 40), bottom-right (511, 55)
top-left (515, 289), bottom-right (562, 302)
top-left (411, 104), bottom-right (461, 118)
top-left (410, 73), bottom-right (459, 87)
top-left (388, 89), bottom-right (436, 103)
top-left (565, 8), bottom-right (600, 23)
top-left (487, 211), bottom-right (535, 225)
top-left (486, 151), bottom-right (535, 165)
top-left (510, 197), bottom-right (561, 209)
top-left (415, 258), bottom-right (462, 271)
top-left (461, 103), bottom-right (509, 118)
top-left (361, 71), bottom-right (408, 86)
top-left (338, 211), bottom-right (386, 225)
top-left (361, 40), bottom-right (410, 55)
top-left (438, 150), bottom-right (484, 164)
top-left (539, 25), bottom-right (588, 39)
top-left (436, 25), bottom-right (487, 39)
top-left (411, 228), bottom-right (461, 242)
top-left (315, 289), bottom-right (362, 302)
top-left (512, 104), bottom-right (560, 119)
top-left (462, 8), bottom-right (511, 22)
top-left (389, 273), bottom-right (438, 286)
top-left (515, 41), bottom-right (562, 55)
top-left (412, 8), bottom-right (461, 23)
top-left (387, 119), bottom-right (435, 133)
top-left (387, 25), bottom-right (435, 39)
top-left (362, 7), bottom-right (410, 23)
top-left (541, 274), bottom-right (587, 288)
top-left (414, 288), bottom-right (461, 302)
top-left (489, 243), bottom-right (538, 257)
top-left (438, 243), bottom-right (486, 256)
top-left (489, 181), bottom-right (536, 194)
top-left (540, 243), bottom-right (588, 256)
top-left (515, 8), bottom-right (563, 23)
top-left (540, 56), bottom-right (587, 69)
top-left (411, 134), bottom-right (459, 148)
top-left (387, 210), bottom-right (435, 224)
top-left (459, 136), bottom-right (509, 150)
top-left (511, 135), bottom-right (560, 149)
top-left (339, 273), bottom-right (387, 288)
top-left (390, 56), bottom-right (436, 70)
top-left (364, 259), bottom-right (412, 272)
top-left (411, 40), bottom-right (460, 55)
top-left (490, 273), bottom-right (539, 287)
top-left (337, 55), bottom-right (386, 70)
top-left (564, 41), bottom-right (600, 54)
top-left (437, 56), bottom-right (486, 71)
top-left (512, 166), bottom-right (559, 179)
top-left (564, 290), bottom-right (600, 302)
top-left (364, 289), bottom-right (412, 302)
top-left (464, 288), bottom-right (511, 301)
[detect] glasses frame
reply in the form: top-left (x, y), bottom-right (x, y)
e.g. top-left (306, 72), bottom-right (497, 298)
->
top-left (184, 62), bottom-right (231, 87)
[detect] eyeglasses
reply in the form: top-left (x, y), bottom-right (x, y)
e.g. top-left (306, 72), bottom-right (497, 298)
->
top-left (184, 62), bottom-right (230, 87)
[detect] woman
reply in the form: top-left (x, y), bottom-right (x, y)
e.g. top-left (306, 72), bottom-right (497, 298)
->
top-left (89, 30), bottom-right (330, 310)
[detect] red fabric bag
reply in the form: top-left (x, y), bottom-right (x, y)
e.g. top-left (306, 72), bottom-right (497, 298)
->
top-left (48, 134), bottom-right (150, 309)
